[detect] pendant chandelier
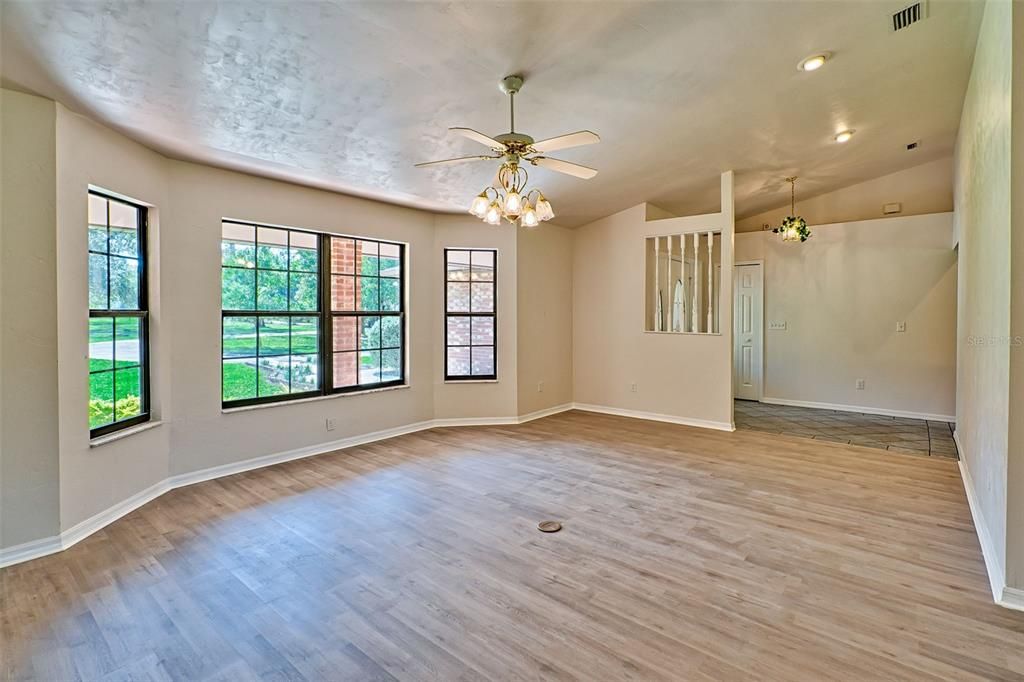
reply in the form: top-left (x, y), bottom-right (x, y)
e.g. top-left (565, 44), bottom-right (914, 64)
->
top-left (468, 162), bottom-right (554, 228)
top-left (773, 176), bottom-right (812, 242)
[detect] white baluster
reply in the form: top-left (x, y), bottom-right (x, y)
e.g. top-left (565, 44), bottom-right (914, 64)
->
top-left (691, 232), bottom-right (700, 333)
top-left (653, 237), bottom-right (660, 331)
top-left (707, 231), bottom-right (714, 333)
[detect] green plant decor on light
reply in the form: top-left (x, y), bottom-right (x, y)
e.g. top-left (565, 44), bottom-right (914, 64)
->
top-left (772, 177), bottom-right (812, 243)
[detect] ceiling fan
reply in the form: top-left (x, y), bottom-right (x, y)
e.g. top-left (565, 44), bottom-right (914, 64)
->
top-left (415, 75), bottom-right (600, 227)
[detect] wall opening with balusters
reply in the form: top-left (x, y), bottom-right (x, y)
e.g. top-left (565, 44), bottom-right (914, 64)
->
top-left (645, 231), bottom-right (722, 334)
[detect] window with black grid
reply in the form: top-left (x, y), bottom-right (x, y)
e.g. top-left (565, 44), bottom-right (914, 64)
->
top-left (444, 249), bottom-right (496, 380)
top-left (221, 222), bottom-right (322, 406)
top-left (329, 237), bottom-right (405, 392)
top-left (88, 191), bottom-right (150, 437)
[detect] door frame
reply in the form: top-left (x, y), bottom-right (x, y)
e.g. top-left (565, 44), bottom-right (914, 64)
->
top-left (733, 260), bottom-right (765, 402)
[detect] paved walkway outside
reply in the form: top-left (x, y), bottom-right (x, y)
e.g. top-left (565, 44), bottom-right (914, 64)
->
top-left (734, 400), bottom-right (958, 459)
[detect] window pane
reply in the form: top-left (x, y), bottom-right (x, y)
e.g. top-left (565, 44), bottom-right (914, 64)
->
top-left (332, 275), bottom-right (355, 311)
top-left (380, 243), bottom-right (401, 277)
top-left (471, 346), bottom-right (495, 376)
top-left (381, 348), bottom-right (402, 382)
top-left (222, 223), bottom-right (256, 267)
top-left (109, 226), bottom-right (138, 258)
top-left (333, 317), bottom-right (357, 351)
top-left (89, 225), bottom-right (108, 253)
top-left (289, 232), bottom-right (318, 272)
top-left (291, 317), bottom-right (318, 354)
top-left (257, 270), bottom-right (288, 310)
top-left (222, 268), bottom-right (256, 310)
top-left (381, 316), bottom-right (401, 348)
top-left (89, 371), bottom-right (114, 428)
top-left (471, 250), bottom-right (495, 281)
top-left (471, 317), bottom-right (494, 345)
top-left (89, 318), bottom-right (114, 372)
top-left (258, 317), bottom-right (290, 355)
top-left (223, 316), bottom-right (257, 358)
top-left (471, 283), bottom-right (494, 313)
top-left (359, 350), bottom-right (381, 384)
top-left (358, 240), bottom-right (379, 257)
top-left (446, 316), bottom-right (471, 346)
top-left (360, 316), bottom-right (381, 350)
top-left (447, 251), bottom-right (471, 281)
top-left (258, 356), bottom-right (289, 396)
top-left (88, 194), bottom-right (107, 225)
top-left (89, 253), bottom-right (109, 309)
top-left (288, 272), bottom-right (318, 311)
top-left (257, 227), bottom-right (289, 269)
top-left (109, 256), bottom-right (140, 310)
top-left (290, 354), bottom-right (318, 392)
top-left (447, 346), bottom-right (471, 376)
top-left (333, 351), bottom-right (357, 388)
top-left (114, 366), bottom-right (142, 420)
top-left (114, 317), bottom-right (141, 368)
top-left (358, 277), bottom-right (379, 311)
top-left (379, 278), bottom-right (400, 312)
top-left (446, 283), bottom-right (470, 312)
top-left (360, 253), bottom-right (379, 276)
top-left (109, 200), bottom-right (138, 229)
top-left (223, 358), bottom-right (257, 402)
top-left (331, 238), bottom-right (355, 275)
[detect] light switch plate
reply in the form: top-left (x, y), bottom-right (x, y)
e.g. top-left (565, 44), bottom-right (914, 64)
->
top-left (896, 321), bottom-right (906, 333)
top-left (769, 321), bottom-right (787, 330)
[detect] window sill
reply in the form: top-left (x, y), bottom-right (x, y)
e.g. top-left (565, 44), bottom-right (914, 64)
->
top-left (221, 383), bottom-right (411, 414)
top-left (444, 379), bottom-right (500, 384)
top-left (90, 420), bottom-right (163, 448)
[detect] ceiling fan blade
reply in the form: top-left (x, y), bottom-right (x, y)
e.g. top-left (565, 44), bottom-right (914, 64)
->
top-left (530, 130), bottom-right (600, 153)
top-left (450, 127), bottom-right (505, 149)
top-left (414, 154), bottom-right (499, 168)
top-left (529, 156), bottom-right (599, 180)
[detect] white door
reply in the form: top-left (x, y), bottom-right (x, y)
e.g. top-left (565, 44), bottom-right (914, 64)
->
top-left (733, 263), bottom-right (763, 400)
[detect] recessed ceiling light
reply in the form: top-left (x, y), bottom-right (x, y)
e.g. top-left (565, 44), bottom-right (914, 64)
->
top-left (834, 130), bottom-right (855, 143)
top-left (798, 53), bottom-right (830, 72)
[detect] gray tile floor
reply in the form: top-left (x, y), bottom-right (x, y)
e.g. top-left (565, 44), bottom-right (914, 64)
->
top-left (734, 400), bottom-right (958, 459)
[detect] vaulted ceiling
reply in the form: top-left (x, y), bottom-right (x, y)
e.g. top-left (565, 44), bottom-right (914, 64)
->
top-left (2, 1), bottom-right (981, 227)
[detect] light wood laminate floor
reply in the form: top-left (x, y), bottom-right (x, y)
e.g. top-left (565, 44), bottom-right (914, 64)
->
top-left (3, 410), bottom-right (1022, 681)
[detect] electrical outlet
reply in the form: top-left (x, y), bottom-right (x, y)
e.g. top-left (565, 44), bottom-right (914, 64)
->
top-left (537, 381), bottom-right (544, 393)
top-left (631, 383), bottom-right (637, 393)
top-left (896, 321), bottom-right (906, 333)
top-left (769, 321), bottom-right (787, 331)
top-left (326, 418), bottom-right (336, 432)
top-left (856, 379), bottom-right (865, 390)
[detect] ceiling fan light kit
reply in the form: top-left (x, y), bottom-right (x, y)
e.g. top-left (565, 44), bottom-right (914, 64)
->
top-left (416, 74), bottom-right (600, 228)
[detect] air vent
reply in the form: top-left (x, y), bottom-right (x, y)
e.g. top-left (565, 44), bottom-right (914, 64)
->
top-left (892, 2), bottom-right (927, 31)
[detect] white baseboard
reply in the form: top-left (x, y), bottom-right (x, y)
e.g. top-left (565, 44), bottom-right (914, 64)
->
top-left (571, 402), bottom-right (735, 432)
top-left (0, 403), bottom-right (575, 569)
top-left (955, 431), bottom-right (1024, 612)
top-left (761, 396), bottom-right (955, 423)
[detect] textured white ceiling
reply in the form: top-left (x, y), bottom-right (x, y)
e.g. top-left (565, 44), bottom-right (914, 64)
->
top-left (2, 1), bottom-right (981, 227)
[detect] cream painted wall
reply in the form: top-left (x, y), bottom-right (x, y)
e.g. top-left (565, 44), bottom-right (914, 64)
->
top-left (517, 225), bottom-right (573, 415)
top-left (737, 158), bottom-right (954, 234)
top-left (55, 105), bottom-right (173, 528)
top-left (735, 213), bottom-right (957, 419)
top-left (1004, 1), bottom-right (1024, 593)
top-left (432, 215), bottom-right (518, 420)
top-left (165, 161), bottom-right (438, 477)
top-left (572, 173), bottom-right (735, 429)
top-left (1, 92), bottom-right (532, 549)
top-left (1, 90), bottom-right (61, 547)
top-left (953, 0), bottom-right (1012, 595)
